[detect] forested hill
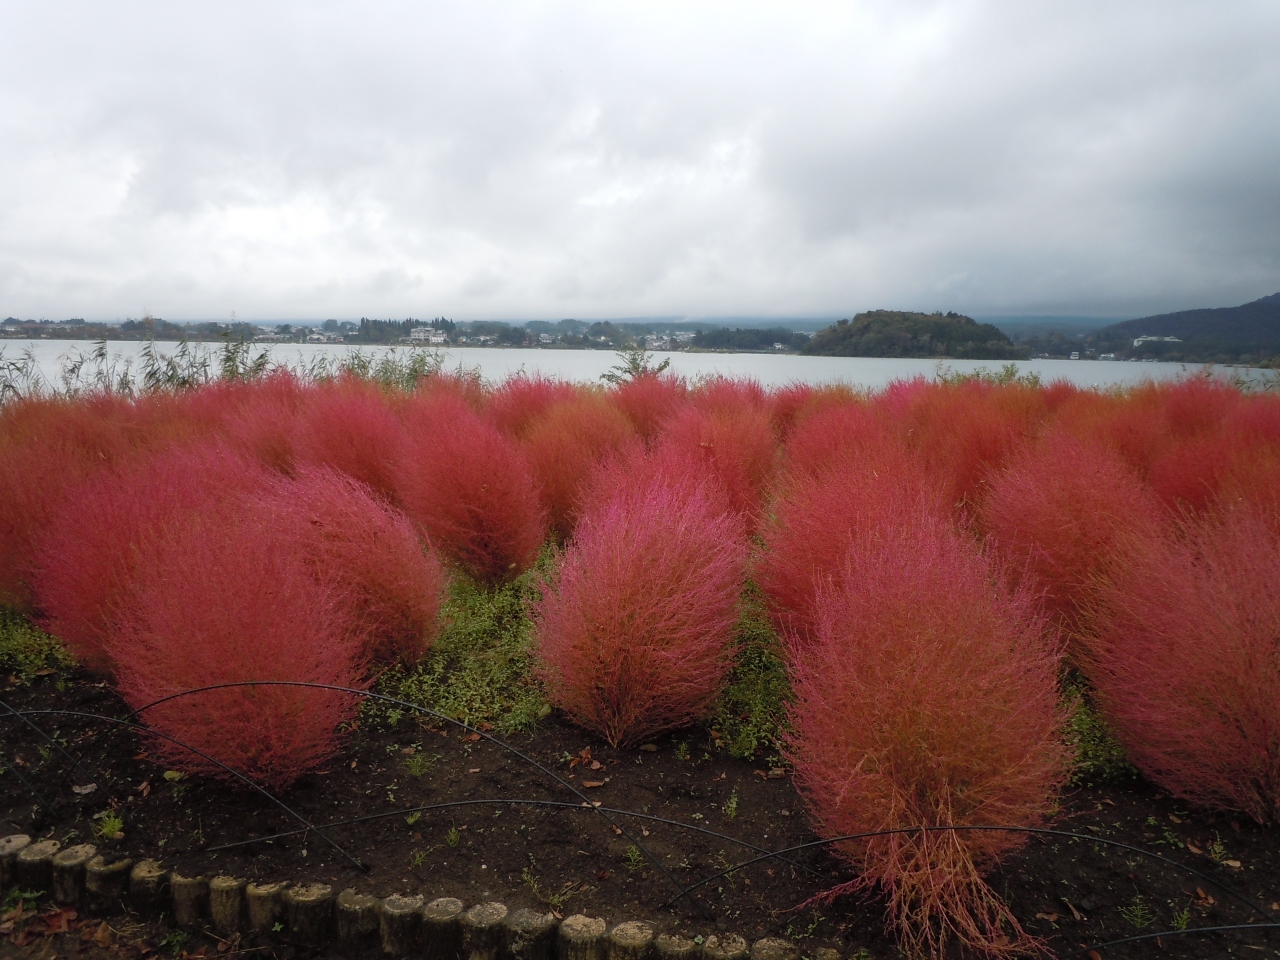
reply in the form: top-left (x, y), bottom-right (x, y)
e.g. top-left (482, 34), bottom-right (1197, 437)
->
top-left (1089, 293), bottom-right (1280, 363)
top-left (802, 310), bottom-right (1025, 360)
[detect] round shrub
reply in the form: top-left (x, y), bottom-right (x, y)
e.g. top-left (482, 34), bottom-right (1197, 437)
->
top-left (1090, 503), bottom-right (1280, 823)
top-left (534, 469), bottom-right (748, 747)
top-left (785, 514), bottom-right (1066, 959)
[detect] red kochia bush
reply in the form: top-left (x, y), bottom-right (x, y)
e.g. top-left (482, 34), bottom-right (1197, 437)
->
top-left (521, 395), bottom-right (636, 539)
top-left (978, 430), bottom-right (1166, 656)
top-left (889, 381), bottom-right (1048, 514)
top-left (32, 441), bottom-right (269, 673)
top-left (534, 472), bottom-right (748, 747)
top-left (395, 394), bottom-right (546, 585)
top-left (291, 378), bottom-right (409, 501)
top-left (610, 373), bottom-right (688, 443)
top-left (785, 516), bottom-right (1065, 959)
top-left (260, 468), bottom-right (446, 665)
top-left (1089, 504), bottom-right (1280, 823)
top-left (655, 405), bottom-right (777, 521)
top-left (107, 504), bottom-right (366, 790)
top-left (178, 371), bottom-right (305, 474)
top-left (486, 374), bottom-right (582, 439)
top-left (781, 401), bottom-right (899, 481)
top-left (0, 395), bottom-right (140, 611)
top-left (757, 445), bottom-right (943, 643)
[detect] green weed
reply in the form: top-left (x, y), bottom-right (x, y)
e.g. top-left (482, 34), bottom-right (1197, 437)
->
top-left (445, 827), bottom-right (461, 848)
top-left (404, 753), bottom-right (439, 778)
top-left (709, 591), bottom-right (791, 760)
top-left (623, 845), bottom-right (645, 872)
top-left (1119, 895), bottom-right (1155, 930)
top-left (0, 610), bottom-right (72, 684)
top-left (1063, 676), bottom-right (1136, 786)
top-left (722, 789), bottom-right (739, 820)
top-left (372, 563), bottom-right (551, 735)
top-left (93, 811), bottom-right (125, 841)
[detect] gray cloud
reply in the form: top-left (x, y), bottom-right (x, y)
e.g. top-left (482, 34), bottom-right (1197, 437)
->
top-left (0, 0), bottom-right (1277, 321)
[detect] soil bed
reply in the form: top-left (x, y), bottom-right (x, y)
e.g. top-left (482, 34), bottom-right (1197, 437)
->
top-left (4, 670), bottom-right (1280, 959)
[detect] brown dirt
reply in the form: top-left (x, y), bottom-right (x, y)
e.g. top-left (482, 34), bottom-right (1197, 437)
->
top-left (4, 670), bottom-right (1280, 959)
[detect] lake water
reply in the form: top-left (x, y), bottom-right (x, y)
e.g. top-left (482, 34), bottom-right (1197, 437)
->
top-left (0, 338), bottom-right (1231, 391)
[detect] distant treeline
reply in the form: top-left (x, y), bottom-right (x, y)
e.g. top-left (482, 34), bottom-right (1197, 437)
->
top-left (692, 327), bottom-right (809, 352)
top-left (803, 311), bottom-right (1025, 360)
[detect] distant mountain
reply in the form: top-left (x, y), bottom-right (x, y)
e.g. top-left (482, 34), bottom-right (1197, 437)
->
top-left (802, 310), bottom-right (1024, 360)
top-left (1091, 293), bottom-right (1280, 363)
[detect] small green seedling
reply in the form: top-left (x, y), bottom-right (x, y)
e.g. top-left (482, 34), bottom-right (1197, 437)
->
top-left (93, 811), bottom-right (125, 841)
top-left (1119, 895), bottom-right (1155, 930)
top-left (405, 753), bottom-right (439, 778)
top-left (722, 788), bottom-right (739, 820)
top-left (623, 845), bottom-right (645, 872)
top-left (445, 826), bottom-right (461, 847)
top-left (405, 811), bottom-right (422, 826)
top-left (674, 741), bottom-right (690, 761)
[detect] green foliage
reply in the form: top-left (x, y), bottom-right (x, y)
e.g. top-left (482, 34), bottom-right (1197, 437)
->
top-left (709, 593), bottom-right (791, 759)
top-left (1119, 894), bottom-right (1155, 930)
top-left (692, 328), bottom-right (809, 352)
top-left (0, 610), bottom-right (72, 683)
top-left (599, 348), bottom-right (670, 385)
top-left (933, 362), bottom-right (1043, 389)
top-left (373, 562), bottom-right (551, 736)
top-left (1063, 677), bottom-right (1136, 787)
top-left (803, 310), bottom-right (1026, 360)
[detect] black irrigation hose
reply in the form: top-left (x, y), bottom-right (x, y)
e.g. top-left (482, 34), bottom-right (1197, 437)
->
top-left (0, 696), bottom-right (98, 787)
top-left (205, 797), bottom-right (827, 882)
top-left (661, 824), bottom-right (1274, 924)
top-left (1057, 922), bottom-right (1280, 958)
top-left (10, 709), bottom-right (367, 874)
top-left (121, 680), bottom-right (706, 920)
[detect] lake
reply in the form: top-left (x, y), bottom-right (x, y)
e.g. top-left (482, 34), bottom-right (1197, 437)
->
top-left (0, 338), bottom-right (1235, 391)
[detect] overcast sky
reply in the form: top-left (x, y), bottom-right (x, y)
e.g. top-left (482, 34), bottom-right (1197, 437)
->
top-left (2, 2), bottom-right (1278, 322)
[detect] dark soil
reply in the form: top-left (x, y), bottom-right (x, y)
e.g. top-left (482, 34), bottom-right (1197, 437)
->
top-left (4, 670), bottom-right (1280, 959)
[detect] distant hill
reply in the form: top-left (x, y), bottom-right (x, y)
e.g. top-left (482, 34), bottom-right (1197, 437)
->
top-left (1091, 293), bottom-right (1280, 363)
top-left (802, 310), bottom-right (1025, 360)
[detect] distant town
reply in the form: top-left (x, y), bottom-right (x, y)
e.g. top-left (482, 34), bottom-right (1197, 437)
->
top-left (1, 315), bottom-right (815, 354)
top-left (5, 291), bottom-right (1278, 364)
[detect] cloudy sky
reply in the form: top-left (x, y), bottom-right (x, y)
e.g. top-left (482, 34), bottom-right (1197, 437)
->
top-left (2, 1), bottom-right (1278, 322)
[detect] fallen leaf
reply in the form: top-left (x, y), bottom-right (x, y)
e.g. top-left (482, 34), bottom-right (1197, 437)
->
top-left (641, 827), bottom-right (650, 837)
top-left (92, 921), bottom-right (113, 948)
top-left (639, 744), bottom-right (658, 752)
top-left (1223, 859), bottom-right (1242, 868)
top-left (582, 781), bottom-right (605, 789)
top-left (400, 747), bottom-right (416, 755)
top-left (478, 722), bottom-right (494, 732)
top-left (598, 870), bottom-right (611, 880)
top-left (1087, 952), bottom-right (1102, 960)
top-left (767, 768), bottom-right (786, 779)
top-left (1063, 900), bottom-right (1086, 921)
top-left (1185, 842), bottom-right (1203, 854)
top-left (34, 668), bottom-right (55, 676)
top-left (1168, 814), bottom-right (1183, 824)
top-left (461, 733), bottom-right (481, 742)
top-left (467, 768), bottom-right (481, 774)
top-left (71, 783), bottom-right (97, 795)
top-left (589, 760), bottom-right (604, 771)
top-left (1035, 913), bottom-right (1060, 923)
top-left (137, 781), bottom-right (151, 797)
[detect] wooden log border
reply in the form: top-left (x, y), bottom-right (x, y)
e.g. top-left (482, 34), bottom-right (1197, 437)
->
top-left (0, 834), bottom-right (841, 960)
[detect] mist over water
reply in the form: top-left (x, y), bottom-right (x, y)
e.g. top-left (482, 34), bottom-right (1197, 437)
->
top-left (1, 339), bottom-right (1222, 391)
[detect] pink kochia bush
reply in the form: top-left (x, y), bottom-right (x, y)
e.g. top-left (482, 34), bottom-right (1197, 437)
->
top-left (978, 430), bottom-right (1166, 657)
top-left (107, 503), bottom-right (367, 790)
top-left (395, 394), bottom-right (546, 585)
top-left (756, 445), bottom-right (942, 644)
top-left (291, 378), bottom-right (408, 501)
top-left (533, 470), bottom-right (748, 747)
top-left (1089, 503), bottom-right (1280, 823)
top-left (32, 441), bottom-right (269, 674)
top-left (260, 467), bottom-right (446, 666)
top-left (785, 513), bottom-right (1066, 959)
